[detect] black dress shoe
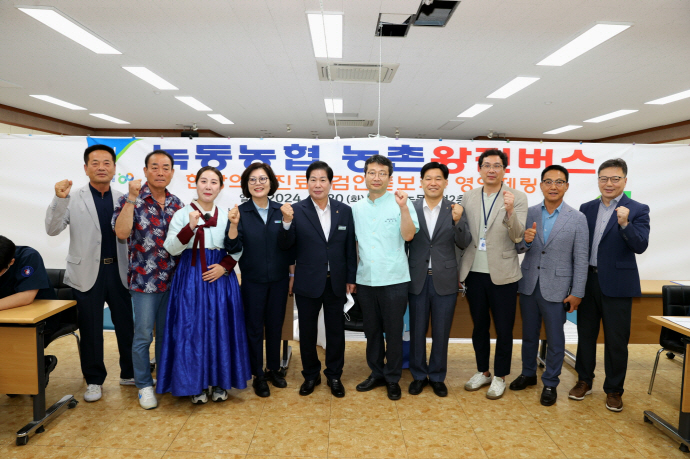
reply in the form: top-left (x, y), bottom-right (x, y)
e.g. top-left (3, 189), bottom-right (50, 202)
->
top-left (509, 374), bottom-right (537, 391)
top-left (264, 369), bottom-right (287, 388)
top-left (299, 375), bottom-right (321, 396)
top-left (408, 378), bottom-right (428, 395)
top-left (540, 386), bottom-right (558, 406)
top-left (356, 375), bottom-right (386, 392)
top-left (44, 355), bottom-right (58, 388)
top-left (327, 378), bottom-right (345, 398)
top-left (429, 381), bottom-right (448, 397)
top-left (386, 382), bottom-right (402, 400)
top-left (252, 377), bottom-right (270, 397)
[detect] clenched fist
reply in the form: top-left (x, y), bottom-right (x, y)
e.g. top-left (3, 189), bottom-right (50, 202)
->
top-left (615, 205), bottom-right (629, 227)
top-left (128, 179), bottom-right (142, 201)
top-left (524, 222), bottom-right (537, 244)
top-left (451, 203), bottom-right (464, 223)
top-left (55, 179), bottom-right (72, 198)
top-left (394, 190), bottom-right (408, 207)
top-left (228, 204), bottom-right (240, 225)
top-left (281, 203), bottom-right (294, 223)
top-left (189, 210), bottom-right (202, 230)
top-left (503, 190), bottom-right (514, 217)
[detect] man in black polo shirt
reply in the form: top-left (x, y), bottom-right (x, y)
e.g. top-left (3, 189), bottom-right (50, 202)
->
top-left (0, 235), bottom-right (59, 386)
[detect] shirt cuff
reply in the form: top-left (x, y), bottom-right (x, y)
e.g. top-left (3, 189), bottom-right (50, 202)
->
top-left (283, 221), bottom-right (292, 230)
top-left (525, 241), bottom-right (532, 247)
top-left (177, 224), bottom-right (195, 245)
top-left (219, 255), bottom-right (237, 272)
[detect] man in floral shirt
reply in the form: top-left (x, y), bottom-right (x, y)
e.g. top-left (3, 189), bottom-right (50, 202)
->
top-left (113, 150), bottom-right (183, 410)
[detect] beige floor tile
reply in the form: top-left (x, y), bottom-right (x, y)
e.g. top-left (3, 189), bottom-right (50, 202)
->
top-left (0, 394), bottom-right (34, 408)
top-left (401, 419), bottom-right (487, 459)
top-left (164, 453), bottom-right (244, 459)
top-left (606, 419), bottom-right (689, 459)
top-left (395, 389), bottom-right (469, 423)
top-left (90, 410), bottom-right (189, 450)
top-left (248, 417), bottom-right (329, 457)
top-left (584, 392), bottom-right (679, 422)
top-left (33, 408), bottom-right (120, 447)
top-left (260, 385), bottom-right (331, 418)
top-left (190, 388), bottom-right (265, 417)
top-left (514, 390), bottom-right (603, 422)
top-left (330, 388), bottom-right (398, 420)
top-left (0, 444), bottom-right (84, 458)
top-left (538, 417), bottom-right (643, 458)
top-left (49, 353), bottom-right (86, 380)
top-left (457, 390), bottom-right (536, 422)
top-left (78, 447), bottom-right (167, 458)
top-left (328, 418), bottom-right (406, 459)
top-left (0, 405), bottom-right (34, 433)
top-left (168, 414), bottom-right (258, 454)
top-left (472, 419), bottom-right (565, 459)
top-left (126, 392), bottom-right (196, 413)
top-left (73, 380), bottom-right (139, 411)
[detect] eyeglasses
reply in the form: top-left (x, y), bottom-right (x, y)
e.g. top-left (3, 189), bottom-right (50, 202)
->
top-left (542, 179), bottom-right (567, 187)
top-left (366, 171), bottom-right (389, 179)
top-left (248, 176), bottom-right (269, 185)
top-left (480, 163), bottom-right (504, 170)
top-left (598, 176), bottom-right (624, 184)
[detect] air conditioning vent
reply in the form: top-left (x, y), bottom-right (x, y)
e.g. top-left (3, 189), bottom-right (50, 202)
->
top-left (327, 119), bottom-right (375, 127)
top-left (317, 61), bottom-right (399, 83)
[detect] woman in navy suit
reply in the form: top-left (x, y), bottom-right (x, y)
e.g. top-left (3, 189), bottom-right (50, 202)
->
top-left (224, 162), bottom-right (294, 397)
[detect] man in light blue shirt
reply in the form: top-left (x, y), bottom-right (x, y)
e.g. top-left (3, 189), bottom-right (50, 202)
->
top-left (352, 154), bottom-right (419, 400)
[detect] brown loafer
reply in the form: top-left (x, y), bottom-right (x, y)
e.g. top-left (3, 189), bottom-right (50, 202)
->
top-left (568, 380), bottom-right (592, 401)
top-left (606, 392), bottom-right (623, 412)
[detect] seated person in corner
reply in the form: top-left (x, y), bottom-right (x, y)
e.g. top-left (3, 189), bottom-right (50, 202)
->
top-left (0, 235), bottom-right (61, 386)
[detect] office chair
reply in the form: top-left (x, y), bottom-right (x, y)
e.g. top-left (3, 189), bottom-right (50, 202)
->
top-left (45, 269), bottom-right (80, 357)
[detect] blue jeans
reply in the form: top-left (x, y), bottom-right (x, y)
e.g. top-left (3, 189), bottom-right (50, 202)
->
top-left (131, 290), bottom-right (169, 389)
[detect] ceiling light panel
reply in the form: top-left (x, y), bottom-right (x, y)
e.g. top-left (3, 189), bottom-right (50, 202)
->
top-left (90, 114), bottom-right (129, 124)
top-left (537, 23), bottom-right (630, 66)
top-left (645, 89), bottom-right (690, 105)
top-left (176, 96), bottom-right (212, 111)
top-left (543, 125), bottom-right (582, 135)
top-left (122, 67), bottom-right (178, 90)
top-left (208, 114), bottom-right (234, 125)
top-left (29, 95), bottom-right (86, 110)
top-left (324, 98), bottom-right (343, 113)
top-left (487, 77), bottom-right (540, 99)
top-left (18, 7), bottom-right (121, 54)
top-left (584, 109), bottom-right (638, 123)
top-left (307, 13), bottom-right (343, 59)
top-left (457, 104), bottom-right (492, 118)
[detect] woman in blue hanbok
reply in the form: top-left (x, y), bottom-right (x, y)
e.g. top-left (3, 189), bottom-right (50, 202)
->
top-left (158, 166), bottom-right (251, 403)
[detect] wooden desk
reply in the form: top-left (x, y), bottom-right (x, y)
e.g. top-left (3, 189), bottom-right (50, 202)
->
top-left (644, 316), bottom-right (690, 453)
top-left (0, 299), bottom-right (78, 445)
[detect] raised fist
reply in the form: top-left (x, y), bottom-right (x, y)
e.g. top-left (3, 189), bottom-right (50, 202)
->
top-left (394, 190), bottom-right (408, 207)
top-left (55, 179), bottom-right (72, 198)
top-left (128, 179), bottom-right (142, 200)
top-left (281, 203), bottom-right (294, 223)
top-left (189, 210), bottom-right (201, 230)
top-left (503, 190), bottom-right (514, 216)
top-left (228, 204), bottom-right (240, 225)
top-left (451, 203), bottom-right (464, 222)
top-left (524, 222), bottom-right (537, 244)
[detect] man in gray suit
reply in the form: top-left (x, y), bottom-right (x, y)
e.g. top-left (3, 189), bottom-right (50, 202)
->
top-left (509, 165), bottom-right (588, 406)
top-left (46, 144), bottom-right (134, 403)
top-left (407, 162), bottom-right (471, 397)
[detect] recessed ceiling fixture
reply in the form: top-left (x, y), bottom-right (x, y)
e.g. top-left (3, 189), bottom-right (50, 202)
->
top-left (584, 109), bottom-right (638, 123)
top-left (29, 95), bottom-right (86, 110)
top-left (487, 77), bottom-right (540, 99)
top-left (543, 125), bottom-right (582, 134)
top-left (207, 114), bottom-right (234, 125)
top-left (90, 113), bottom-right (129, 124)
top-left (307, 13), bottom-right (343, 58)
top-left (537, 23), bottom-right (630, 66)
top-left (17, 7), bottom-right (120, 54)
top-left (176, 96), bottom-right (212, 111)
top-left (457, 104), bottom-right (492, 118)
top-left (122, 67), bottom-right (178, 90)
top-left (324, 98), bottom-right (343, 113)
top-left (645, 88), bottom-right (690, 105)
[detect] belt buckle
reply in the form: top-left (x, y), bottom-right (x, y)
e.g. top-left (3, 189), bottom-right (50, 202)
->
top-left (103, 258), bottom-right (114, 265)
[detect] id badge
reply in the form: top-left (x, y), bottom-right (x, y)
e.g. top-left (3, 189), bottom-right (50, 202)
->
top-left (478, 237), bottom-right (487, 251)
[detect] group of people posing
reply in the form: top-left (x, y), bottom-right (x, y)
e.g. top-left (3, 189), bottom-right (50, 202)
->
top-left (0, 146), bottom-right (649, 413)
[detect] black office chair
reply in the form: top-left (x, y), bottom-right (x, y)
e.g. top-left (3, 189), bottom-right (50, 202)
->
top-left (45, 269), bottom-right (80, 357)
top-left (648, 285), bottom-right (690, 394)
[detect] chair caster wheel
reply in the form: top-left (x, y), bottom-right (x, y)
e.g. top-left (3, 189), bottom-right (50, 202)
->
top-left (16, 436), bottom-right (28, 446)
top-left (679, 443), bottom-right (689, 453)
top-left (68, 399), bottom-right (78, 409)
top-left (644, 416), bottom-right (652, 424)
top-left (667, 352), bottom-right (676, 360)
top-left (36, 426), bottom-right (45, 434)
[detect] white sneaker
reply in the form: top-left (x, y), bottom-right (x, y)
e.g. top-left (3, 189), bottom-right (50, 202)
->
top-left (211, 387), bottom-right (228, 402)
top-left (120, 378), bottom-right (156, 386)
top-left (138, 386), bottom-right (158, 410)
top-left (486, 377), bottom-right (506, 400)
top-left (464, 372), bottom-right (492, 391)
top-left (191, 390), bottom-right (209, 405)
top-left (84, 384), bottom-right (102, 402)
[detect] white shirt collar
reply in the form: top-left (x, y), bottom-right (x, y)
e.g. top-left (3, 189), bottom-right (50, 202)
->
top-left (423, 198), bottom-right (441, 212)
top-left (312, 197), bottom-right (330, 213)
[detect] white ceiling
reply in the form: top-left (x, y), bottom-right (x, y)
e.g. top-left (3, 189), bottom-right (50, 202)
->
top-left (1, 0), bottom-right (689, 140)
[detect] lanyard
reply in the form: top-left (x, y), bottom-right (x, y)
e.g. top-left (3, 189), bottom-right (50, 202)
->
top-left (481, 184), bottom-right (502, 233)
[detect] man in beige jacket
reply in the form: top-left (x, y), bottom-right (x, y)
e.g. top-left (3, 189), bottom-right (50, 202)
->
top-left (459, 149), bottom-right (527, 400)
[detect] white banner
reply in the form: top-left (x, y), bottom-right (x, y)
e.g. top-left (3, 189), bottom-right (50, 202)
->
top-left (1, 134), bottom-right (688, 279)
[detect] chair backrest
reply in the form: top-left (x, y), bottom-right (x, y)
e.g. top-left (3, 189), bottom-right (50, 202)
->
top-left (46, 268), bottom-right (78, 324)
top-left (660, 285), bottom-right (690, 353)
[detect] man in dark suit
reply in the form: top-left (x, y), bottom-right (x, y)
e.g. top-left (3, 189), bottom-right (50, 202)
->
top-left (569, 158), bottom-right (650, 412)
top-left (278, 161), bottom-right (357, 397)
top-left (407, 162), bottom-right (471, 397)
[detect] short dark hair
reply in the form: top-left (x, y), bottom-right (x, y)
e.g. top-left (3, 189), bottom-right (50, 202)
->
top-left (241, 162), bottom-right (279, 198)
top-left (0, 235), bottom-right (16, 271)
top-left (477, 149), bottom-right (508, 169)
top-left (84, 144), bottom-right (116, 164)
top-left (145, 150), bottom-right (175, 168)
top-left (363, 154), bottom-right (393, 176)
top-left (541, 165), bottom-right (569, 182)
top-left (420, 162), bottom-right (449, 179)
top-left (598, 158), bottom-right (628, 176)
top-left (306, 161), bottom-right (333, 182)
top-left (195, 166), bottom-right (224, 187)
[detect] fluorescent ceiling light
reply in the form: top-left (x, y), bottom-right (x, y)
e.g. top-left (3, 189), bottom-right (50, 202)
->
top-left (645, 89), bottom-right (690, 105)
top-left (307, 13), bottom-right (343, 59)
top-left (537, 24), bottom-right (630, 66)
top-left (176, 96), bottom-right (212, 111)
top-left (90, 113), bottom-right (129, 124)
top-left (324, 98), bottom-right (343, 113)
top-left (487, 77), bottom-right (540, 99)
top-left (29, 95), bottom-right (86, 110)
top-left (457, 104), bottom-right (492, 118)
top-left (584, 109), bottom-right (638, 123)
top-left (543, 125), bottom-right (582, 135)
top-left (208, 114), bottom-right (234, 125)
top-left (18, 7), bottom-right (120, 54)
top-left (122, 67), bottom-right (178, 90)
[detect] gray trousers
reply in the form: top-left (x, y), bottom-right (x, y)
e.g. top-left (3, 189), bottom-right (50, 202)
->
top-left (357, 282), bottom-right (409, 383)
top-left (408, 275), bottom-right (457, 382)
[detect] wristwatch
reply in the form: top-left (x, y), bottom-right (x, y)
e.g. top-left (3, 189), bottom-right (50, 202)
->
top-left (126, 198), bottom-right (137, 205)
